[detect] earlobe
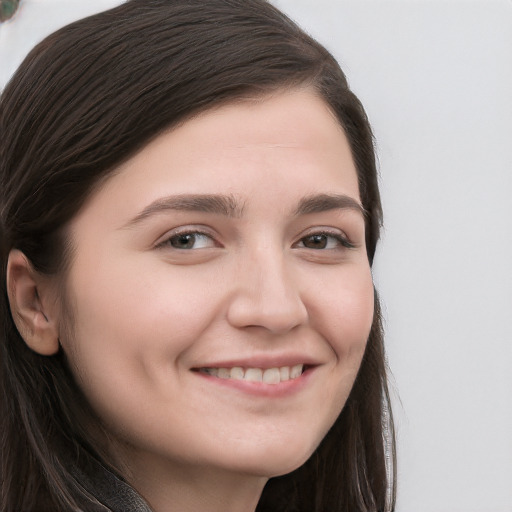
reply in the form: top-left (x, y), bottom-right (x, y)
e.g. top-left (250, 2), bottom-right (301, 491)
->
top-left (6, 249), bottom-right (60, 356)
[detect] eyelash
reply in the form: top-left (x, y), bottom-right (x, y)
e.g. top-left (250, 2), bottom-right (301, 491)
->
top-left (157, 228), bottom-right (354, 251)
top-left (157, 229), bottom-right (219, 250)
top-left (294, 230), bottom-right (355, 250)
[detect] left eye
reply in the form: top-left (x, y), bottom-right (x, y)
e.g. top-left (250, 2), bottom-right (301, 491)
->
top-left (297, 233), bottom-right (353, 250)
top-left (166, 232), bottom-right (216, 250)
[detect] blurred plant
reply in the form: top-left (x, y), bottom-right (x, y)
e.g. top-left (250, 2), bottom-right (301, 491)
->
top-left (0, 0), bottom-right (20, 22)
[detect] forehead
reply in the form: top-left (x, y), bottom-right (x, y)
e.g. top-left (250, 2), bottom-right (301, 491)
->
top-left (71, 89), bottom-right (360, 230)
top-left (165, 89), bottom-right (350, 169)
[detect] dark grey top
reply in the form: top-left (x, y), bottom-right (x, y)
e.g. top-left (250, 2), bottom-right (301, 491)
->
top-left (70, 452), bottom-right (153, 512)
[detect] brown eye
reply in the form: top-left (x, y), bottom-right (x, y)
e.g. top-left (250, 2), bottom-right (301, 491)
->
top-left (166, 232), bottom-right (216, 250)
top-left (297, 232), bottom-right (354, 250)
top-left (170, 234), bottom-right (196, 249)
top-left (302, 234), bottom-right (329, 249)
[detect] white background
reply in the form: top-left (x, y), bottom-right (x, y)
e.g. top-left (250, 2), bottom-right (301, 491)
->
top-left (1, 1), bottom-right (511, 511)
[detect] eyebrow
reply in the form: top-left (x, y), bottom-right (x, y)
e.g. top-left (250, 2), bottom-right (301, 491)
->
top-left (124, 192), bottom-right (365, 228)
top-left (294, 193), bottom-right (366, 218)
top-left (124, 194), bottom-right (244, 227)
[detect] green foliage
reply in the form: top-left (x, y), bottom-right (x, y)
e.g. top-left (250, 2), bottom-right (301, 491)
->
top-left (0, 0), bottom-right (20, 22)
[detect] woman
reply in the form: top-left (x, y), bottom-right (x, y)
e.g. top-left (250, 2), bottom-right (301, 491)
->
top-left (0, 1), bottom-right (395, 511)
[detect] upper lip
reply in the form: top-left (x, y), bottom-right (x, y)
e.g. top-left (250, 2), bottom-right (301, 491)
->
top-left (192, 354), bottom-right (322, 370)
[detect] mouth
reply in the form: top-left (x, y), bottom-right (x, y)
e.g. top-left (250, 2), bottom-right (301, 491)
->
top-left (194, 364), bottom-right (308, 385)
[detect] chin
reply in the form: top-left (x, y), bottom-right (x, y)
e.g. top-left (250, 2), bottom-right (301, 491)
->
top-left (224, 438), bottom-right (319, 479)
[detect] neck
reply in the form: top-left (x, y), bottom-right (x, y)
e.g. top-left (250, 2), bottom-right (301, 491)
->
top-left (122, 453), bottom-right (268, 512)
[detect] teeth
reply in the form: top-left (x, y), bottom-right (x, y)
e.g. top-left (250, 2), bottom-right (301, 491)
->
top-left (262, 368), bottom-right (280, 384)
top-left (199, 364), bottom-right (305, 384)
top-left (230, 367), bottom-right (244, 379)
top-left (245, 368), bottom-right (263, 382)
top-left (280, 366), bottom-right (290, 381)
top-left (290, 364), bottom-right (303, 379)
top-left (218, 368), bottom-right (231, 379)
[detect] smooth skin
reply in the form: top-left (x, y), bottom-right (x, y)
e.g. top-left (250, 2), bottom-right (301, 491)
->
top-left (8, 89), bottom-right (374, 512)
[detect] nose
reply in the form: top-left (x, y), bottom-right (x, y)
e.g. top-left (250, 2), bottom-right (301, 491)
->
top-left (226, 247), bottom-right (308, 334)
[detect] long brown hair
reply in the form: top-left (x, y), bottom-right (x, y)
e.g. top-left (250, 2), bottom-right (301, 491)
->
top-left (0, 1), bottom-right (395, 510)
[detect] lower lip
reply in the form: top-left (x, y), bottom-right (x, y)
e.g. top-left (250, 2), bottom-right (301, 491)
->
top-left (193, 367), bottom-right (315, 397)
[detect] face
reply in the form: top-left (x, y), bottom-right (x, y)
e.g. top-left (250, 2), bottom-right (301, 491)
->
top-left (60, 90), bottom-right (374, 483)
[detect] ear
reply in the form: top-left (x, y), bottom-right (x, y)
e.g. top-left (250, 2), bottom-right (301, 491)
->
top-left (6, 249), bottom-right (60, 356)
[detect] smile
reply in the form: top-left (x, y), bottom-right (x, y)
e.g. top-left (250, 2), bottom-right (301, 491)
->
top-left (198, 364), bottom-right (305, 384)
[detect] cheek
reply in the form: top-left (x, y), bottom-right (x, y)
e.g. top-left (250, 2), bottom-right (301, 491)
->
top-left (65, 254), bottom-right (217, 345)
top-left (58, 265), bottom-right (226, 453)
top-left (283, 263), bottom-right (374, 459)
top-left (59, 257), bottom-right (221, 404)
top-left (306, 262), bottom-right (374, 421)
top-left (310, 262), bottom-right (374, 354)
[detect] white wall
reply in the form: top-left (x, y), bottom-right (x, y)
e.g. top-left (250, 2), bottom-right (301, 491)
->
top-left (1, 2), bottom-right (511, 511)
